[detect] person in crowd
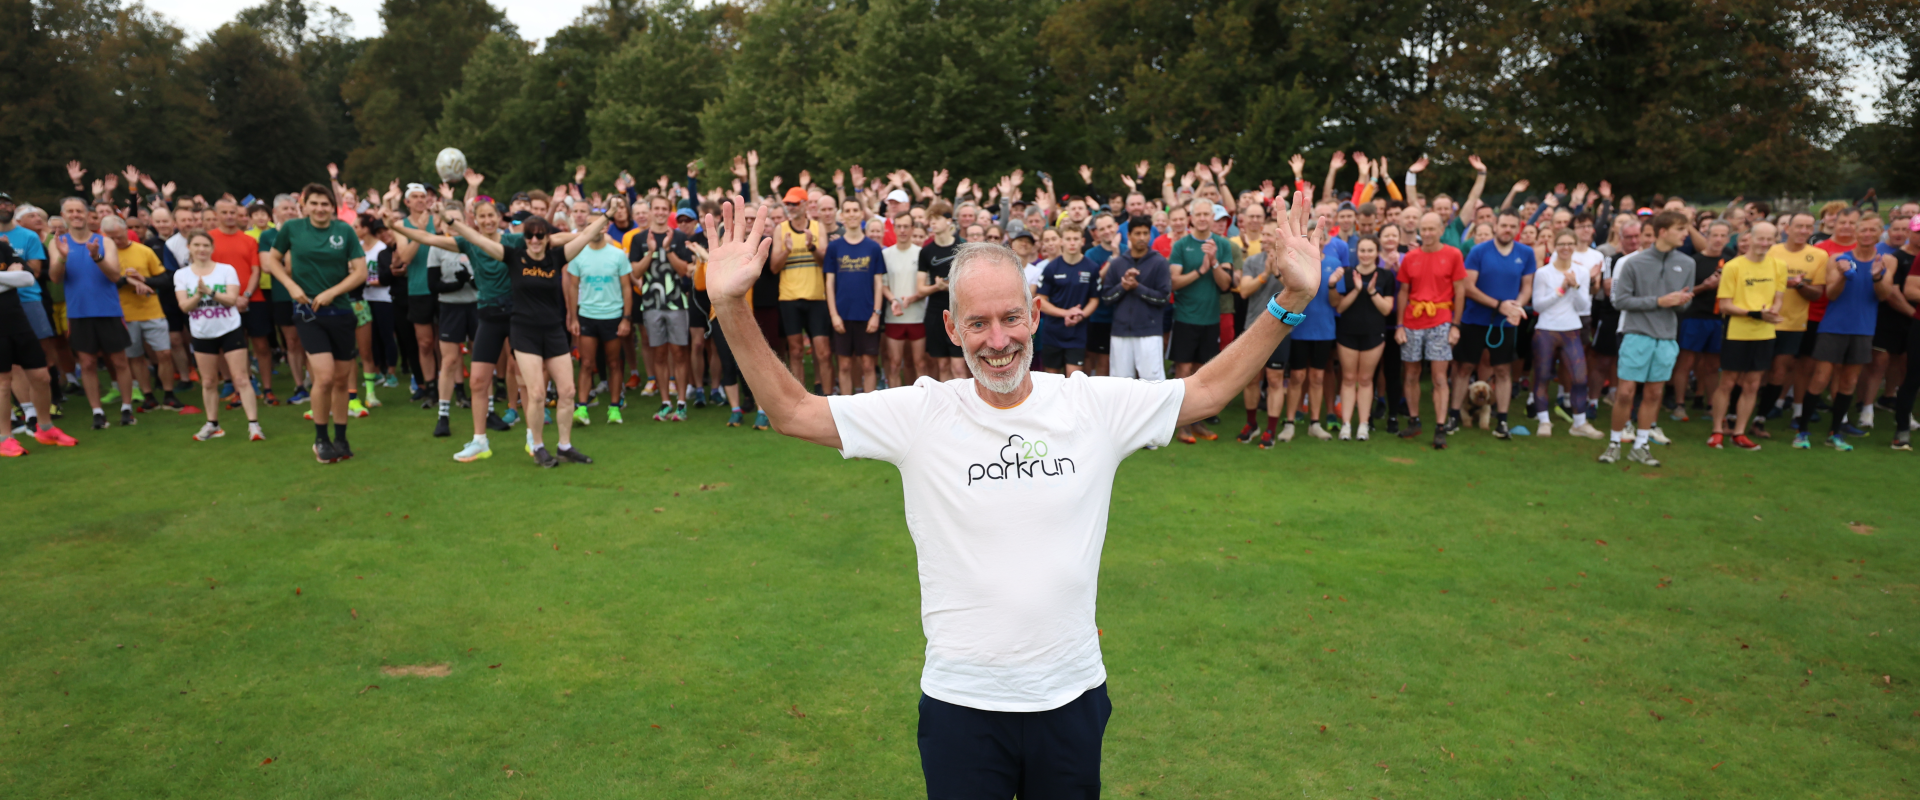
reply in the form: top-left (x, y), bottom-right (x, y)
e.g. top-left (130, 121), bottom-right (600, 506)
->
top-left (1600, 210), bottom-right (1693, 466)
top-left (262, 183), bottom-right (367, 463)
top-left (1331, 236), bottom-right (1395, 440)
top-left (880, 211), bottom-right (927, 390)
top-left (394, 185), bottom-right (441, 405)
top-left (174, 230), bottom-right (263, 442)
top-left (1529, 229), bottom-right (1603, 438)
top-left (1394, 212), bottom-right (1466, 449)
top-left (387, 200), bottom-right (518, 458)
top-left (566, 199), bottom-right (634, 428)
top-left (103, 215), bottom-right (178, 412)
top-left (1034, 222), bottom-right (1100, 377)
top-left (1794, 218), bottom-right (1897, 450)
top-left (1448, 212), bottom-right (1534, 439)
top-left (918, 201), bottom-right (964, 384)
top-left (822, 202), bottom-right (886, 396)
top-left (1667, 221), bottom-right (1730, 422)
top-left (1710, 220), bottom-right (1785, 450)
top-left (1763, 213), bottom-right (1829, 436)
top-left (48, 199), bottom-right (137, 429)
top-left (772, 186), bottom-right (833, 395)
top-left (1278, 217), bottom-right (1341, 442)
top-left (209, 198), bottom-right (275, 405)
top-left (0, 238), bottom-right (74, 455)
top-left (1234, 223), bottom-right (1289, 447)
top-left (633, 196), bottom-right (692, 420)
top-left (1167, 198), bottom-right (1236, 443)
top-left (259, 194), bottom-right (312, 405)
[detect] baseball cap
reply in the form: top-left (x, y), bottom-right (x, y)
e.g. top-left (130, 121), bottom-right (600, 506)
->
top-left (0, 192), bottom-right (13, 203)
top-left (885, 189), bottom-right (910, 204)
top-left (675, 206), bottom-right (696, 221)
top-left (782, 187), bottom-right (808, 204)
top-left (405, 183), bottom-right (429, 197)
top-left (1212, 205), bottom-right (1230, 220)
top-left (1337, 200), bottom-right (1356, 212)
top-left (1009, 229), bottom-right (1035, 243)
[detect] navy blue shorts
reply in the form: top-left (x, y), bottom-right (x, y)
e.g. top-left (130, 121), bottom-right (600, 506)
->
top-left (1678, 317), bottom-right (1725, 354)
top-left (919, 683), bottom-right (1110, 800)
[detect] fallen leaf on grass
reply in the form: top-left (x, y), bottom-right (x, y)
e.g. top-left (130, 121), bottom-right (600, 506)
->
top-left (1711, 762), bottom-right (1722, 770)
top-left (358, 684), bottom-right (380, 695)
top-left (1848, 522), bottom-right (1875, 535)
top-left (260, 758), bottom-right (274, 766)
top-left (381, 664), bottom-right (451, 677)
top-left (651, 724), bottom-right (662, 729)
top-left (1648, 711), bottom-right (1664, 722)
top-left (788, 704), bottom-right (806, 719)
top-left (1596, 539), bottom-right (1608, 546)
top-left (1680, 697), bottom-right (1694, 704)
top-left (652, 507), bottom-right (664, 513)
top-left (295, 588), bottom-right (301, 595)
top-left (699, 483), bottom-right (730, 491)
top-left (488, 663), bottom-right (502, 669)
top-left (350, 609), bottom-right (358, 620)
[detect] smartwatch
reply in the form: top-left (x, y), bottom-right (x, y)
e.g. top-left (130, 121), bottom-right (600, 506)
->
top-left (1266, 296), bottom-right (1305, 326)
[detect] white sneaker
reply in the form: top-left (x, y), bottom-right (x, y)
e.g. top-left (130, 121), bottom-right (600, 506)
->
top-left (455, 437), bottom-right (492, 463)
top-left (1338, 425), bottom-right (1351, 441)
top-left (1536, 420), bottom-right (1553, 438)
top-left (1647, 426), bottom-right (1672, 446)
top-left (1308, 424), bottom-right (1333, 441)
top-left (248, 422), bottom-right (265, 441)
top-left (1568, 422), bottom-right (1606, 439)
top-left (193, 421), bottom-right (225, 441)
top-left (1858, 405), bottom-right (1874, 429)
top-left (1278, 423), bottom-right (1296, 443)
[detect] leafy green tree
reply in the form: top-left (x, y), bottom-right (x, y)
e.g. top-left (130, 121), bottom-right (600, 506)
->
top-left (587, 0), bottom-right (729, 189)
top-left (238, 0), bottom-right (365, 168)
top-left (192, 22), bottom-right (329, 196)
top-left (416, 32), bottom-right (530, 186)
top-left (341, 0), bottom-right (512, 185)
top-left (698, 0), bottom-right (852, 181)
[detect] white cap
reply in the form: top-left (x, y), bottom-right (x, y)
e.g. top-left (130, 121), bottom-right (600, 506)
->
top-left (405, 183), bottom-right (429, 197)
top-left (886, 189), bottom-right (911, 204)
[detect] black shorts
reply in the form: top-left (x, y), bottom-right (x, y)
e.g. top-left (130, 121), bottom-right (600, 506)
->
top-left (1591, 316), bottom-right (1620, 356)
top-left (925, 321), bottom-right (962, 359)
top-left (577, 316), bottom-right (623, 343)
top-left (1040, 344), bottom-right (1087, 369)
top-left (472, 317), bottom-right (511, 365)
top-left (1772, 330), bottom-right (1805, 361)
top-left (832, 326), bottom-right (880, 357)
top-left (406, 293), bottom-right (438, 326)
top-left (438, 302), bottom-right (478, 343)
top-left (191, 327), bottom-right (248, 355)
top-left (1797, 319), bottom-right (1821, 357)
top-left (0, 304), bottom-right (47, 371)
top-left (1337, 331), bottom-right (1385, 351)
top-left (1291, 338), bottom-right (1335, 370)
top-left (68, 316), bottom-right (132, 355)
top-left (780, 299), bottom-right (831, 338)
top-left (272, 299), bottom-right (297, 327)
top-left (918, 684), bottom-right (1111, 800)
top-left (1086, 322), bottom-right (1112, 355)
top-left (1719, 338), bottom-right (1774, 373)
top-left (1811, 332), bottom-right (1872, 366)
top-left (1873, 316), bottom-right (1909, 355)
top-left (1515, 314), bottom-right (1538, 363)
top-left (510, 321), bottom-right (570, 359)
top-left (1453, 323), bottom-right (1519, 366)
top-left (295, 312), bottom-right (357, 360)
top-left (1265, 340), bottom-right (1291, 371)
top-left (1168, 320), bottom-right (1220, 364)
top-left (240, 303), bottom-right (273, 338)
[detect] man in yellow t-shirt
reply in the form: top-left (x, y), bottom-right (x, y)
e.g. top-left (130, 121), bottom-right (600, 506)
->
top-left (1712, 221), bottom-right (1786, 448)
top-left (770, 186), bottom-right (832, 388)
top-left (1762, 212), bottom-right (1830, 432)
top-left (104, 215), bottom-right (179, 410)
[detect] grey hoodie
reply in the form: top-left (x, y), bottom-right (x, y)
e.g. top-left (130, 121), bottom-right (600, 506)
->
top-left (1610, 245), bottom-right (1692, 340)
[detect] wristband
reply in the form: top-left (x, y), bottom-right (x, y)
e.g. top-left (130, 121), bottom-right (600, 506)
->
top-left (1266, 296), bottom-right (1305, 326)
top-left (1747, 310), bottom-right (1763, 320)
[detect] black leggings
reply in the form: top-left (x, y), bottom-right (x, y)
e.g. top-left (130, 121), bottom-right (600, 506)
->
top-left (1380, 329), bottom-right (1405, 416)
top-left (713, 324), bottom-right (742, 387)
top-left (368, 301), bottom-right (399, 373)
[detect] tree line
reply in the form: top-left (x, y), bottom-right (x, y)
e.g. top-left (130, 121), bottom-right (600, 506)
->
top-left (5, 0), bottom-right (1916, 208)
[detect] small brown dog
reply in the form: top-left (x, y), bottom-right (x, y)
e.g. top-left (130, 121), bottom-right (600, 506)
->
top-left (1463, 380), bottom-right (1495, 430)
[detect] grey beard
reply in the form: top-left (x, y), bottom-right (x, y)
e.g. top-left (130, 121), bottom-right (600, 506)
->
top-left (965, 342), bottom-right (1031, 394)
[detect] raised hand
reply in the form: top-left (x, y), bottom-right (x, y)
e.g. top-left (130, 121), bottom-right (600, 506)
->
top-left (1163, 163), bottom-right (1176, 183)
top-left (1194, 162), bottom-right (1211, 182)
top-left (103, 173), bottom-right (119, 193)
top-left (438, 183), bottom-right (454, 199)
top-left (464, 168), bottom-right (484, 188)
top-left (161, 180), bottom-right (176, 198)
top-left (956, 177), bottom-right (972, 198)
top-left (797, 169), bottom-right (812, 188)
top-left (1598, 180), bottom-right (1612, 199)
top-left (1077, 164), bottom-right (1093, 184)
top-left (1135, 160), bottom-right (1150, 179)
top-left (702, 197), bottom-right (773, 301)
top-left (849, 164), bottom-right (864, 186)
top-left (1467, 154), bottom-right (1487, 173)
top-left (1261, 179), bottom-right (1276, 200)
top-left (747, 150), bottom-right (760, 168)
top-left (1269, 188), bottom-right (1325, 303)
top-left (1512, 179), bottom-right (1530, 194)
top-left (1553, 182), bottom-right (1568, 196)
top-left (1351, 152), bottom-right (1370, 172)
top-left (832, 169), bottom-right (845, 188)
top-left (140, 173), bottom-right (157, 192)
top-left (1289, 154), bottom-right (1306, 177)
top-left (1571, 182), bottom-right (1589, 204)
top-left (931, 170), bottom-right (949, 193)
top-left (769, 175), bottom-right (784, 194)
top-left (67, 160), bottom-right (87, 186)
top-left (574, 164), bottom-right (588, 184)
top-left (1408, 155), bottom-right (1430, 174)
top-left (1120, 175), bottom-right (1137, 192)
top-left (731, 156), bottom-right (747, 179)
top-left (91, 179), bottom-right (104, 198)
top-left (658, 174), bottom-right (671, 192)
top-left (1329, 151), bottom-right (1347, 172)
top-left (123, 165), bottom-right (140, 188)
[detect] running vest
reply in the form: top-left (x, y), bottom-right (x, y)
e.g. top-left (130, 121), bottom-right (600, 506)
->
top-left (1820, 251), bottom-right (1880, 337)
top-left (60, 233), bottom-right (124, 319)
top-left (777, 220), bottom-right (826, 301)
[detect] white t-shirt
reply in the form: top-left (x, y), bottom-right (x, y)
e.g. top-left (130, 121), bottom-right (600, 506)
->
top-left (1570, 247), bottom-right (1604, 316)
top-left (174, 263), bottom-right (243, 340)
top-left (362, 241), bottom-right (391, 302)
top-left (1023, 259), bottom-right (1047, 290)
top-left (1531, 261), bottom-right (1589, 332)
top-left (165, 233), bottom-right (190, 270)
top-left (827, 371), bottom-right (1186, 712)
top-left (882, 243), bottom-right (925, 324)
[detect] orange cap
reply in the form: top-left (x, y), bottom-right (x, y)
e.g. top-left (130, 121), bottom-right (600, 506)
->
top-left (782, 187), bottom-right (809, 204)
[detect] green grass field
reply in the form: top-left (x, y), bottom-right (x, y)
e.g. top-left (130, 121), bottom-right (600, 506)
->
top-left (5, 384), bottom-right (1916, 799)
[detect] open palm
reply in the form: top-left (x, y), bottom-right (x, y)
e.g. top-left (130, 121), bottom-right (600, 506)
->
top-left (702, 197), bottom-right (772, 301)
top-left (1270, 188), bottom-right (1324, 299)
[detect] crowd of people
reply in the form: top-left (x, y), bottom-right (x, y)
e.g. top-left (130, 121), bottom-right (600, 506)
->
top-left (3, 153), bottom-right (1916, 466)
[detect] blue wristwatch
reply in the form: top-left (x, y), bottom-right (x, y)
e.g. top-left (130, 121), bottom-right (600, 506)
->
top-left (1266, 296), bottom-right (1306, 327)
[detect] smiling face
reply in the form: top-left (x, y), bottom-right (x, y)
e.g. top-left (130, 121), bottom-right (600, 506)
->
top-left (946, 250), bottom-right (1034, 396)
top-left (188, 232), bottom-right (214, 262)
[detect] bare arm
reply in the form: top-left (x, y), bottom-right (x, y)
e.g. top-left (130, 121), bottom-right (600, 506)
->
top-left (703, 198), bottom-right (839, 447)
top-left (388, 214), bottom-right (461, 252)
top-left (443, 217), bottom-right (503, 262)
top-left (561, 215), bottom-right (610, 262)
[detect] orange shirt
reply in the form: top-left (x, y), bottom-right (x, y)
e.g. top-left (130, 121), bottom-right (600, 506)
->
top-left (210, 228), bottom-right (264, 303)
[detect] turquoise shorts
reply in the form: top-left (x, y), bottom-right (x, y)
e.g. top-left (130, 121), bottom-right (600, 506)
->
top-left (1617, 332), bottom-right (1678, 384)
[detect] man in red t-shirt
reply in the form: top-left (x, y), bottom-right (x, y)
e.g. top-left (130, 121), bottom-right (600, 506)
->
top-left (209, 198), bottom-right (276, 403)
top-left (1393, 212), bottom-right (1468, 449)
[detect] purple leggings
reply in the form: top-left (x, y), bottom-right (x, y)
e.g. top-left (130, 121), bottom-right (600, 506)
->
top-left (1532, 328), bottom-right (1589, 414)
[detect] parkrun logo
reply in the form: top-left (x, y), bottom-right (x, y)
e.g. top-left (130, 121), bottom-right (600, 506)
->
top-left (967, 434), bottom-right (1076, 486)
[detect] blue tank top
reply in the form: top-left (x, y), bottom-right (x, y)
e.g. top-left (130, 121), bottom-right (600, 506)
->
top-left (61, 233), bottom-right (124, 319)
top-left (1819, 251), bottom-right (1879, 337)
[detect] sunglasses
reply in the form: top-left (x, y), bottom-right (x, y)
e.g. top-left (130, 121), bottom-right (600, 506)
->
top-left (526, 232), bottom-right (549, 241)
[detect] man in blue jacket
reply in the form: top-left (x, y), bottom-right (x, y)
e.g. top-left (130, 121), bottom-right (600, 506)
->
top-left (1099, 216), bottom-right (1174, 380)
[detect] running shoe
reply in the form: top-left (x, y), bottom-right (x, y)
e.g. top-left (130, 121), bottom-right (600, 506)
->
top-left (1627, 445), bottom-right (1660, 466)
top-left (1258, 430), bottom-right (1275, 449)
top-left (1858, 405), bottom-right (1874, 428)
top-left (1646, 426), bottom-right (1671, 446)
top-left (1356, 427), bottom-right (1370, 442)
top-left (593, 379), bottom-right (609, 397)
top-left (525, 428), bottom-right (536, 455)
top-left (641, 377), bottom-right (657, 396)
top-left (49, 404), bottom-right (63, 420)
top-left (1338, 426), bottom-right (1351, 442)
top-left (607, 406), bottom-right (624, 424)
top-left (433, 416), bottom-right (451, 438)
top-left (481, 411), bottom-right (507, 431)
top-left (1891, 432), bottom-right (1911, 451)
top-left (248, 423), bottom-right (264, 441)
top-left (140, 395), bottom-right (158, 413)
top-left (1838, 422), bottom-right (1865, 437)
top-left (9, 416), bottom-right (26, 435)
top-left (102, 387), bottom-right (121, 405)
top-left (92, 411), bottom-right (109, 430)
top-left (382, 373), bottom-right (401, 389)
top-left (289, 386), bottom-right (310, 404)
top-left (363, 384), bottom-right (382, 408)
top-left (1791, 432), bottom-right (1811, 449)
top-left (1194, 426), bottom-right (1219, 441)
top-left (501, 408), bottom-right (522, 427)
top-left (574, 406), bottom-right (592, 427)
top-left (1536, 420), bottom-right (1553, 438)
top-left (1552, 404), bottom-right (1573, 423)
top-left (348, 399), bottom-right (369, 418)
top-left (543, 407), bottom-right (553, 425)
top-left (1732, 434), bottom-right (1760, 451)
top-left (313, 440), bottom-right (342, 464)
top-left (1597, 443), bottom-right (1621, 463)
top-left (1670, 406), bottom-right (1690, 422)
top-left (1175, 429), bottom-right (1197, 445)
top-left (1749, 420), bottom-right (1771, 439)
top-left (1385, 415), bottom-right (1400, 435)
top-left (1278, 423), bottom-right (1295, 443)
top-left (557, 446), bottom-right (593, 464)
top-left (335, 439), bottom-right (354, 460)
top-left (653, 403), bottom-right (671, 422)
top-left (1307, 423), bottom-right (1332, 441)
top-left (1442, 415), bottom-right (1461, 435)
top-left (160, 393), bottom-right (183, 411)
top-left (0, 437), bottom-right (24, 457)
top-left (455, 438), bottom-right (492, 463)
top-left (193, 422), bottom-right (225, 441)
top-left (1397, 420), bottom-right (1421, 439)
top-left (303, 409), bottom-right (314, 420)
top-left (626, 373), bottom-right (641, 390)
top-left (120, 408), bottom-right (136, 427)
top-left (1236, 423), bottom-right (1257, 443)
top-left (753, 410), bottom-right (770, 430)
top-left (726, 410), bottom-right (743, 427)
top-left (532, 446), bottom-right (560, 468)
top-left (1491, 420), bottom-right (1512, 440)
top-left (1706, 432), bottom-right (1723, 449)
top-left (1827, 434), bottom-right (1854, 452)
top-left (35, 427), bottom-right (76, 447)
top-left (692, 388), bottom-right (707, 409)
top-left (1432, 430), bottom-right (1447, 450)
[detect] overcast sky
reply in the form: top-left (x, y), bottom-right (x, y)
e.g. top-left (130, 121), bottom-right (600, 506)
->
top-left (142, 0), bottom-right (1884, 123)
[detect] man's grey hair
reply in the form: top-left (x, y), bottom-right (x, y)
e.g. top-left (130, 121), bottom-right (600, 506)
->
top-left (273, 193), bottom-right (298, 208)
top-left (1188, 197), bottom-right (1213, 217)
top-left (99, 215), bottom-right (127, 233)
top-left (947, 241), bottom-right (1031, 317)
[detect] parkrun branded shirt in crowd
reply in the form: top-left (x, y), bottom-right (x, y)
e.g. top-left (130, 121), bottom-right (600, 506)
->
top-left (828, 372), bottom-right (1186, 712)
top-left (1717, 254), bottom-right (1786, 341)
top-left (59, 233), bottom-right (123, 319)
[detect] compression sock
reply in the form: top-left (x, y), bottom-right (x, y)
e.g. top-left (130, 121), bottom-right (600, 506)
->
top-left (1496, 411), bottom-right (1508, 426)
top-left (1245, 408), bottom-right (1257, 426)
top-left (437, 400), bottom-right (450, 418)
top-left (1830, 393), bottom-right (1852, 435)
top-left (314, 423), bottom-right (330, 443)
top-left (333, 423), bottom-right (349, 447)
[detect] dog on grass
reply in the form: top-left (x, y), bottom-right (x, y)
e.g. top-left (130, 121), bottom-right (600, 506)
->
top-left (1463, 380), bottom-right (1495, 430)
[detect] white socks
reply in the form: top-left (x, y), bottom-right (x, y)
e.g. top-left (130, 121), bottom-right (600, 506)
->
top-left (1572, 413), bottom-right (1587, 426)
top-left (1633, 429), bottom-right (1650, 448)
